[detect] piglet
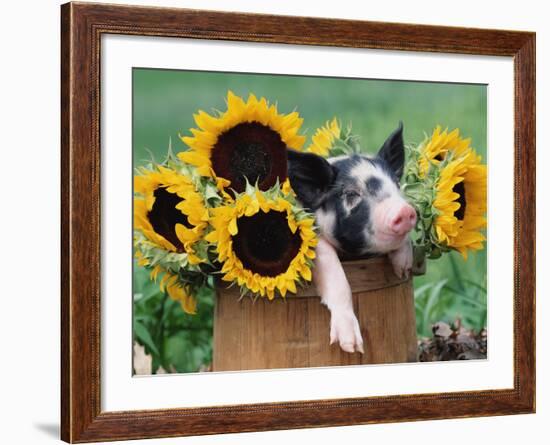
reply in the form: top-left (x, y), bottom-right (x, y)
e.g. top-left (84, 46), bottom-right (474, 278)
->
top-left (288, 123), bottom-right (416, 354)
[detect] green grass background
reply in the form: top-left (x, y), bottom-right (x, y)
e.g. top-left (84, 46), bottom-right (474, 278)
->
top-left (133, 68), bottom-right (487, 373)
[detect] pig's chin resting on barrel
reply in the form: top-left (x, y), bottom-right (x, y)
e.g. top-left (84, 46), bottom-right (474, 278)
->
top-left (287, 122), bottom-right (416, 354)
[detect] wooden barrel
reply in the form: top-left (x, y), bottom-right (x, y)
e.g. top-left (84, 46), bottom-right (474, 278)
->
top-left (212, 256), bottom-right (417, 371)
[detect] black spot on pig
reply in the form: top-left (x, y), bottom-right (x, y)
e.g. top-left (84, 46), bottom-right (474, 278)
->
top-left (331, 155), bottom-right (364, 176)
top-left (366, 176), bottom-right (382, 196)
top-left (334, 200), bottom-right (371, 255)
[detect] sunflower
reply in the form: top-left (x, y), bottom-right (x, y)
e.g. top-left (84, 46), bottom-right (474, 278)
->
top-left (403, 126), bottom-right (487, 261)
top-left (432, 150), bottom-right (487, 258)
top-left (418, 126), bottom-right (473, 175)
top-left (178, 91), bottom-right (306, 194)
top-left (306, 118), bottom-right (340, 157)
top-left (205, 186), bottom-right (317, 299)
top-left (149, 265), bottom-right (197, 314)
top-left (134, 165), bottom-right (209, 264)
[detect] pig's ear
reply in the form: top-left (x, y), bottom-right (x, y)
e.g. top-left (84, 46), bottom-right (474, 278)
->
top-left (377, 121), bottom-right (405, 180)
top-left (287, 149), bottom-right (335, 210)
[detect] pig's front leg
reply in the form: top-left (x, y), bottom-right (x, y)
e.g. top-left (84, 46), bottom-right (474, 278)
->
top-left (313, 237), bottom-right (364, 354)
top-left (388, 237), bottom-right (413, 279)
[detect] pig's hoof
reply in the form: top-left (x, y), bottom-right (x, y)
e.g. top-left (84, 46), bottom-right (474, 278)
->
top-left (330, 310), bottom-right (364, 354)
top-left (389, 241), bottom-right (413, 279)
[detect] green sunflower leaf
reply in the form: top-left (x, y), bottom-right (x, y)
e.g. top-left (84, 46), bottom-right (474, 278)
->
top-left (134, 320), bottom-right (160, 357)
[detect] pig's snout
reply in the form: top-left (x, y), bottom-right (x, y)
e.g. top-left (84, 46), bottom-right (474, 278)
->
top-left (372, 199), bottom-right (417, 252)
top-left (388, 204), bottom-right (417, 235)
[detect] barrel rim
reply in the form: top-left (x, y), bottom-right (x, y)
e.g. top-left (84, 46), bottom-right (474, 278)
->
top-left (216, 255), bottom-right (410, 299)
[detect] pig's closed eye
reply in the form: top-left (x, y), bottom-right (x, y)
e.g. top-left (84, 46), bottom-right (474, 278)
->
top-left (344, 190), bottom-right (361, 206)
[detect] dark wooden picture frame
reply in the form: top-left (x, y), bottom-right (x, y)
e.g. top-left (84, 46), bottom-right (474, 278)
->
top-left (61, 2), bottom-right (536, 442)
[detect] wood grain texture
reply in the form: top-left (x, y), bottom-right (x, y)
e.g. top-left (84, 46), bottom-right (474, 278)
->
top-left (213, 257), bottom-right (416, 370)
top-left (60, 2), bottom-right (536, 442)
top-left (513, 34), bottom-right (536, 411)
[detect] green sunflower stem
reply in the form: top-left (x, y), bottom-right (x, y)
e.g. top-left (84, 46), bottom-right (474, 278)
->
top-left (412, 245), bottom-right (427, 276)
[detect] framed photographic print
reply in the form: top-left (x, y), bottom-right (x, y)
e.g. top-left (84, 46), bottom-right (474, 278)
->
top-left (61, 2), bottom-right (535, 442)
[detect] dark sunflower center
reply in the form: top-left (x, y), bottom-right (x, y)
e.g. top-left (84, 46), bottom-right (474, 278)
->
top-left (147, 187), bottom-right (192, 251)
top-left (232, 211), bottom-right (301, 277)
top-left (231, 142), bottom-right (271, 186)
top-left (210, 122), bottom-right (288, 193)
top-left (452, 181), bottom-right (467, 221)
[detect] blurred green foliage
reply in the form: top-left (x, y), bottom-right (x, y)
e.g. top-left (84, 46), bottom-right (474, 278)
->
top-left (133, 264), bottom-right (213, 373)
top-left (133, 68), bottom-right (487, 373)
